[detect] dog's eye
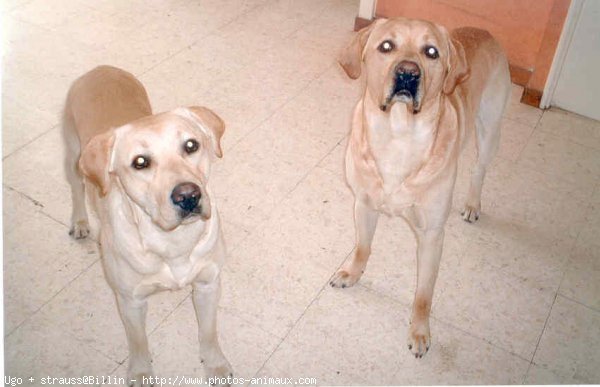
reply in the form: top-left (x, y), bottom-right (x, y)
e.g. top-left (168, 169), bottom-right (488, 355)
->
top-left (378, 40), bottom-right (395, 53)
top-left (132, 155), bottom-right (151, 169)
top-left (424, 45), bottom-right (439, 59)
top-left (184, 139), bottom-right (199, 154)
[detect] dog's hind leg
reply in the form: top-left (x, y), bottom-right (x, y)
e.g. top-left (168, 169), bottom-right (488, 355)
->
top-left (330, 199), bottom-right (379, 288)
top-left (462, 66), bottom-right (511, 223)
top-left (62, 109), bottom-right (90, 238)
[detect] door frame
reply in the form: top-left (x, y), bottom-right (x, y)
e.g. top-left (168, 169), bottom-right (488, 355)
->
top-left (540, 0), bottom-right (585, 109)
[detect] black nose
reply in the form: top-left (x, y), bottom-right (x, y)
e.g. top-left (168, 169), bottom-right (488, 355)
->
top-left (396, 60), bottom-right (421, 77)
top-left (171, 182), bottom-right (201, 212)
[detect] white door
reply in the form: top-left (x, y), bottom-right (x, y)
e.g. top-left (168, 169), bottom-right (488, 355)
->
top-left (550, 0), bottom-right (600, 120)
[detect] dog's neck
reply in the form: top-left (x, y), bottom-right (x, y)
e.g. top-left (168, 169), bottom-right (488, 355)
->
top-left (101, 182), bottom-right (220, 272)
top-left (362, 89), bottom-right (443, 182)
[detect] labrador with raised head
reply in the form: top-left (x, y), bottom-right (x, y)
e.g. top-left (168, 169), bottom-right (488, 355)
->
top-left (331, 18), bottom-right (511, 357)
top-left (63, 65), bottom-right (232, 386)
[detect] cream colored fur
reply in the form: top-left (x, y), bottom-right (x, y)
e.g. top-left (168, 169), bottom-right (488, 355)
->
top-left (332, 18), bottom-right (511, 358)
top-left (63, 65), bottom-right (232, 387)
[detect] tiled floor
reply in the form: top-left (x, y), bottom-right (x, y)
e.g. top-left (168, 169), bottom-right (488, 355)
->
top-left (2, 0), bottom-right (600, 385)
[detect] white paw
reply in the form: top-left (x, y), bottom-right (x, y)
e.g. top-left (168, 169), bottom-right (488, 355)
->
top-left (329, 269), bottom-right (362, 288)
top-left (407, 322), bottom-right (431, 358)
top-left (69, 220), bottom-right (90, 239)
top-left (127, 372), bottom-right (154, 387)
top-left (205, 363), bottom-right (233, 387)
top-left (461, 205), bottom-right (480, 223)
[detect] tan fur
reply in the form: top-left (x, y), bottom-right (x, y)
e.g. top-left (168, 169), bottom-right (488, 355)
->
top-left (332, 19), bottom-right (511, 358)
top-left (63, 65), bottom-right (232, 386)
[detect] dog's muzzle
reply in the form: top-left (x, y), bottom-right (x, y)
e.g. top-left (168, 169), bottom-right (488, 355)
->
top-left (171, 182), bottom-right (202, 217)
top-left (381, 60), bottom-right (422, 113)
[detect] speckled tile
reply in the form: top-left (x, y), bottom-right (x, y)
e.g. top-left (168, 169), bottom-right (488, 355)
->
top-left (391, 318), bottom-right (530, 384)
top-left (2, 95), bottom-right (56, 158)
top-left (242, 166), bottom-right (354, 273)
top-left (533, 295), bottom-right (600, 384)
top-left (453, 214), bottom-right (572, 292)
top-left (481, 159), bottom-right (592, 244)
top-left (576, 182), bottom-right (600, 248)
top-left (3, 187), bottom-right (96, 334)
top-left (524, 364), bottom-right (572, 384)
top-left (3, 127), bottom-right (73, 226)
top-left (32, 261), bottom-right (190, 363)
top-left (219, 224), bottom-right (333, 339)
top-left (518, 130), bottom-right (600, 193)
top-left (496, 117), bottom-right (536, 162)
top-left (504, 85), bottom-right (543, 127)
top-left (434, 253), bottom-right (556, 360)
top-left (147, 297), bottom-right (280, 382)
top-left (269, 285), bottom-right (408, 385)
top-left (5, 308), bottom-right (119, 380)
top-left (559, 241), bottom-right (600, 311)
top-left (537, 108), bottom-right (600, 150)
top-left (258, 336), bottom-right (365, 386)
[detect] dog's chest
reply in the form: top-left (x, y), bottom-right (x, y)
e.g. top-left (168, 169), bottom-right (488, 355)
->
top-left (367, 109), bottom-right (433, 212)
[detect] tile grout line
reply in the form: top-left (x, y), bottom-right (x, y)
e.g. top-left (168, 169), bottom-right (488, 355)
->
top-left (521, 149), bottom-right (597, 383)
top-left (4, 255), bottom-right (101, 338)
top-left (512, 109), bottom-right (544, 163)
top-left (136, 0), bottom-right (273, 79)
top-left (2, 123), bottom-right (58, 161)
top-left (214, 61), bottom-right (343, 251)
top-left (251, 248), bottom-right (355, 380)
top-left (557, 293), bottom-right (600, 314)
top-left (523, 291), bottom-right (558, 383)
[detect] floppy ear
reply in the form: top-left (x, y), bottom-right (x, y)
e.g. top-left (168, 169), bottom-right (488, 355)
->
top-left (443, 37), bottom-right (469, 94)
top-left (178, 106), bottom-right (225, 158)
top-left (78, 130), bottom-right (116, 197)
top-left (338, 19), bottom-right (385, 79)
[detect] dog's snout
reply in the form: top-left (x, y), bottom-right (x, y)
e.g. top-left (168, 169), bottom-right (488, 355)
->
top-left (171, 182), bottom-right (201, 212)
top-left (396, 60), bottom-right (421, 77)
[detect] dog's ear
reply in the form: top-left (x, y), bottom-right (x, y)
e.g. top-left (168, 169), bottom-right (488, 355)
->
top-left (443, 37), bottom-right (469, 94)
top-left (79, 130), bottom-right (116, 197)
top-left (177, 106), bottom-right (225, 158)
top-left (338, 19), bottom-right (385, 79)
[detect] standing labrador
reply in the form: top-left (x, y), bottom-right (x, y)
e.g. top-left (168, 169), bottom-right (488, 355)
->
top-left (331, 18), bottom-right (511, 357)
top-left (63, 66), bottom-right (232, 386)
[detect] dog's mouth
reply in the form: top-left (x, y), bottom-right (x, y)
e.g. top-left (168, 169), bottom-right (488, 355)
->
top-left (381, 71), bottom-right (422, 114)
top-left (179, 203), bottom-right (210, 222)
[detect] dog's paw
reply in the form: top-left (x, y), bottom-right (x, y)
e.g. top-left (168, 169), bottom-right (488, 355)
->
top-left (206, 364), bottom-right (234, 387)
top-left (69, 220), bottom-right (90, 239)
top-left (329, 269), bottom-right (362, 288)
top-left (461, 205), bottom-right (480, 223)
top-left (127, 372), bottom-right (154, 387)
top-left (407, 323), bottom-right (431, 358)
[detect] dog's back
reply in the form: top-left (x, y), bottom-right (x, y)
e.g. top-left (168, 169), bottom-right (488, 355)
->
top-left (64, 65), bottom-right (152, 147)
top-left (62, 65), bottom-right (152, 239)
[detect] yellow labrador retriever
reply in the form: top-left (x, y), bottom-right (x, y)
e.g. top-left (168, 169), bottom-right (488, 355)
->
top-left (331, 18), bottom-right (511, 357)
top-left (63, 65), bottom-right (232, 386)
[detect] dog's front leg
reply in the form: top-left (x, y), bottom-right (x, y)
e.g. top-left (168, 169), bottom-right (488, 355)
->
top-left (331, 199), bottom-right (379, 288)
top-left (116, 294), bottom-right (154, 387)
top-left (192, 277), bottom-right (233, 387)
top-left (408, 227), bottom-right (444, 358)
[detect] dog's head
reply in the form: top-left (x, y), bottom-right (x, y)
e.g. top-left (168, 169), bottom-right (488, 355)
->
top-left (339, 18), bottom-right (469, 113)
top-left (79, 106), bottom-right (224, 231)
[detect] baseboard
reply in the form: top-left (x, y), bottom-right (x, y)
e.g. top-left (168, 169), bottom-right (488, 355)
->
top-left (520, 87), bottom-right (543, 107)
top-left (354, 16), bottom-right (373, 31)
top-left (508, 64), bottom-right (531, 87)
